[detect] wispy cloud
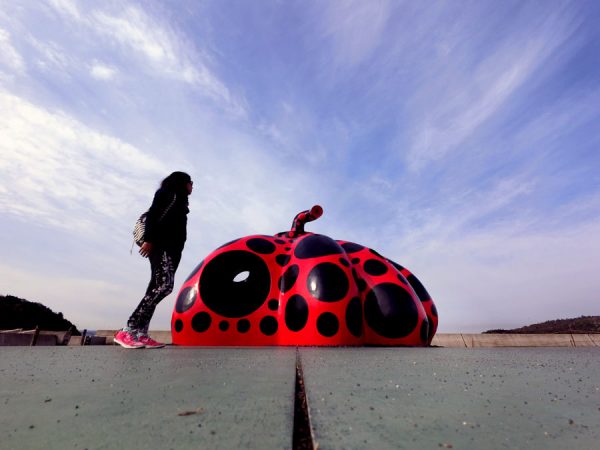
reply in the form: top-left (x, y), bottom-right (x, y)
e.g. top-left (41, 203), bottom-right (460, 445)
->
top-left (405, 8), bottom-right (578, 171)
top-left (89, 60), bottom-right (117, 80)
top-left (0, 28), bottom-right (25, 74)
top-left (45, 1), bottom-right (246, 117)
top-left (320, 0), bottom-right (391, 68)
top-left (0, 89), bottom-right (166, 233)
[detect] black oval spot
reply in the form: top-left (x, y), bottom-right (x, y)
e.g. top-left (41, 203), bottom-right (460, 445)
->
top-left (341, 242), bottom-right (364, 254)
top-left (345, 297), bottom-right (362, 337)
top-left (339, 258), bottom-right (350, 267)
top-left (294, 234), bottom-right (344, 259)
top-left (191, 312), bottom-right (211, 333)
top-left (275, 239), bottom-right (286, 244)
top-left (260, 316), bottom-right (278, 336)
top-left (275, 254), bottom-right (291, 267)
top-left (387, 259), bottom-right (405, 272)
top-left (364, 283), bottom-right (419, 339)
top-left (237, 319), bottom-right (250, 333)
top-left (175, 286), bottom-right (197, 313)
top-left (430, 303), bottom-right (438, 318)
top-left (306, 263), bottom-right (349, 302)
top-left (406, 274), bottom-right (431, 302)
top-left (420, 319), bottom-right (429, 343)
top-left (246, 238), bottom-right (276, 254)
top-left (317, 313), bottom-right (339, 337)
top-left (351, 258), bottom-right (360, 264)
top-left (369, 248), bottom-right (383, 258)
top-left (352, 269), bottom-right (367, 292)
top-left (364, 259), bottom-right (388, 276)
top-left (174, 319), bottom-right (183, 332)
top-left (219, 321), bottom-right (230, 331)
top-left (397, 273), bottom-right (409, 284)
top-left (200, 250), bottom-right (270, 318)
top-left (279, 264), bottom-right (299, 293)
top-left (285, 295), bottom-right (309, 332)
top-left (185, 260), bottom-right (204, 282)
top-left (268, 299), bottom-right (279, 311)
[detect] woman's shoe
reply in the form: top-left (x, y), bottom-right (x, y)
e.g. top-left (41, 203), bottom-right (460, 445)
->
top-left (114, 330), bottom-right (145, 349)
top-left (137, 334), bottom-right (165, 349)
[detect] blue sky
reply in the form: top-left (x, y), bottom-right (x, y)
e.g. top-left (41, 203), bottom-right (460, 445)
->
top-left (1, 0), bottom-right (599, 332)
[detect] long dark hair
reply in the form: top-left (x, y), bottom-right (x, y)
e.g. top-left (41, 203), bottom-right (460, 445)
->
top-left (160, 171), bottom-right (191, 195)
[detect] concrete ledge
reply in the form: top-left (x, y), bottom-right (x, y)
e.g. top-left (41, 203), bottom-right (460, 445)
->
top-left (0, 333), bottom-right (58, 346)
top-left (431, 333), bottom-right (466, 347)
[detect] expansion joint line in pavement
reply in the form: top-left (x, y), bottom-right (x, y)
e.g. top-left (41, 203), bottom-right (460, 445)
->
top-left (293, 349), bottom-right (315, 450)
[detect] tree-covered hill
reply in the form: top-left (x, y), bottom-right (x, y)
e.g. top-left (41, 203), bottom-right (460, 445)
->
top-left (484, 316), bottom-right (600, 334)
top-left (0, 294), bottom-right (80, 334)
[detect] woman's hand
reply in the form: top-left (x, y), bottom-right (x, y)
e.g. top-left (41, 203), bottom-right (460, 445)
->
top-left (139, 242), bottom-right (153, 258)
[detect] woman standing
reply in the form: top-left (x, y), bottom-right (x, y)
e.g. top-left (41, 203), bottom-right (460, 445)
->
top-left (115, 171), bottom-right (193, 349)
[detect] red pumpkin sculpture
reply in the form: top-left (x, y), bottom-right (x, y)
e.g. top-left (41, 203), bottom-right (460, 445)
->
top-left (171, 206), bottom-right (438, 346)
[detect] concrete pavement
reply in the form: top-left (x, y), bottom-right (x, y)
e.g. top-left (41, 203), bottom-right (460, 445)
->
top-left (1, 347), bottom-right (599, 449)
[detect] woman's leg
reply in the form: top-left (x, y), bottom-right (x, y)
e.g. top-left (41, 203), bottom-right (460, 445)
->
top-left (127, 249), bottom-right (180, 333)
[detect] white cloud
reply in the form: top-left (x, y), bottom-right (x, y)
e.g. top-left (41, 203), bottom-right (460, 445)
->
top-left (90, 61), bottom-right (117, 80)
top-left (0, 28), bottom-right (25, 73)
top-left (0, 89), bottom-right (166, 234)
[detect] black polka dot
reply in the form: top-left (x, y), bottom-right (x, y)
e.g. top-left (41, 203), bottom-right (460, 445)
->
top-left (420, 319), bottom-right (429, 343)
top-left (285, 295), bottom-right (309, 332)
top-left (364, 283), bottom-right (419, 339)
top-left (279, 264), bottom-right (299, 294)
top-left (307, 263), bottom-right (349, 302)
top-left (268, 299), bottom-right (279, 310)
top-left (317, 313), bottom-right (339, 337)
top-left (406, 274), bottom-right (431, 302)
top-left (219, 321), bottom-right (229, 331)
top-left (294, 234), bottom-right (344, 259)
top-left (185, 260), bottom-right (204, 282)
top-left (351, 258), bottom-right (360, 264)
top-left (260, 316), bottom-right (278, 336)
top-left (191, 312), bottom-right (211, 333)
top-left (339, 258), bottom-right (350, 267)
top-left (275, 239), bottom-right (286, 244)
top-left (288, 240), bottom-right (294, 244)
top-left (237, 319), bottom-right (250, 333)
top-left (275, 254), bottom-right (291, 267)
top-left (345, 297), bottom-right (362, 337)
top-left (341, 242), bottom-right (364, 254)
top-left (364, 259), bottom-right (388, 276)
top-left (387, 259), bottom-right (405, 272)
top-left (397, 273), bottom-right (409, 284)
top-left (369, 248), bottom-right (383, 258)
top-left (430, 303), bottom-right (438, 318)
top-left (285, 247), bottom-right (291, 251)
top-left (352, 269), bottom-right (367, 292)
top-left (174, 319), bottom-right (183, 332)
top-left (200, 250), bottom-right (270, 318)
top-left (246, 238), bottom-right (276, 254)
top-left (175, 286), bottom-right (197, 313)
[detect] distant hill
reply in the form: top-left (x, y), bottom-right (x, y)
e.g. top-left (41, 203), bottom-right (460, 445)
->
top-left (484, 316), bottom-right (600, 334)
top-left (0, 294), bottom-right (80, 334)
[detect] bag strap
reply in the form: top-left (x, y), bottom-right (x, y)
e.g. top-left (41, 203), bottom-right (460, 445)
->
top-left (159, 194), bottom-right (177, 222)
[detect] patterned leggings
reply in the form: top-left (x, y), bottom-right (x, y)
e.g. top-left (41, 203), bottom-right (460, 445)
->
top-left (127, 249), bottom-right (181, 334)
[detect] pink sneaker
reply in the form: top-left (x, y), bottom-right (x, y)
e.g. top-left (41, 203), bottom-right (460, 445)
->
top-left (114, 330), bottom-right (145, 349)
top-left (137, 334), bottom-right (165, 349)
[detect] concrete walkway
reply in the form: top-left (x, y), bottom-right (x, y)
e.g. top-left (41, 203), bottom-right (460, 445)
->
top-left (1, 347), bottom-right (599, 449)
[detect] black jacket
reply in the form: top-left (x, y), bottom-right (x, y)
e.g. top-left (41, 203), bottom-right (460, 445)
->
top-left (144, 187), bottom-right (189, 253)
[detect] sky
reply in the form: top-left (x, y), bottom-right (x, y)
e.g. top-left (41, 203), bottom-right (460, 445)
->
top-left (1, 0), bottom-right (599, 333)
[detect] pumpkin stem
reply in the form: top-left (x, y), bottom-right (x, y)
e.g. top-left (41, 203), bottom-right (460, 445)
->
top-left (289, 205), bottom-right (323, 238)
